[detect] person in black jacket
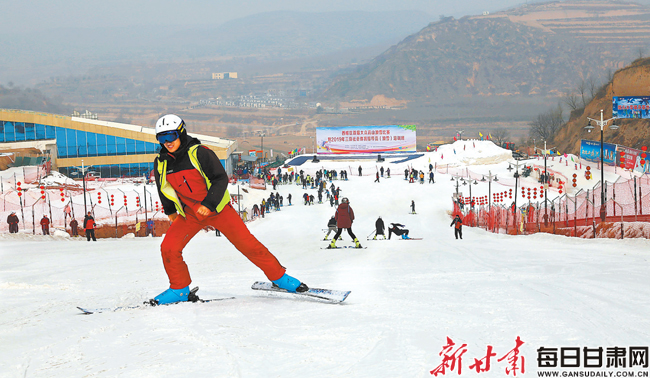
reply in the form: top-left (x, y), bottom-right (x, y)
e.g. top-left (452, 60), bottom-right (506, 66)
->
top-left (388, 223), bottom-right (410, 240)
top-left (324, 216), bottom-right (337, 240)
top-left (373, 216), bottom-right (385, 240)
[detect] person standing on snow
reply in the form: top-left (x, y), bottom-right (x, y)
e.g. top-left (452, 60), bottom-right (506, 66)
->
top-left (450, 214), bottom-right (463, 239)
top-left (40, 215), bottom-right (50, 235)
top-left (328, 197), bottom-right (362, 249)
top-left (83, 211), bottom-right (97, 241)
top-left (70, 218), bottom-right (79, 236)
top-left (7, 211), bottom-right (19, 233)
top-left (374, 216), bottom-right (385, 240)
top-left (151, 114), bottom-right (307, 305)
top-left (411, 200), bottom-right (416, 214)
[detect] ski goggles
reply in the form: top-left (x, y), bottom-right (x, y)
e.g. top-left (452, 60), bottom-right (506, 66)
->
top-left (156, 130), bottom-right (180, 144)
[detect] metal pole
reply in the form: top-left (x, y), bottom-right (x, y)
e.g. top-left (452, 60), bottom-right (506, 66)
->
top-left (600, 110), bottom-right (605, 221)
top-left (82, 160), bottom-right (88, 215)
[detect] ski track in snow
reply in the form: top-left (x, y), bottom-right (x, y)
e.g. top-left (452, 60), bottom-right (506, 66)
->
top-left (1, 141), bottom-right (649, 377)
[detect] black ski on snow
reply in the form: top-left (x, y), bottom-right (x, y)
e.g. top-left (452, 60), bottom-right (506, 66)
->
top-left (77, 287), bottom-right (234, 314)
top-left (251, 281), bottom-right (351, 303)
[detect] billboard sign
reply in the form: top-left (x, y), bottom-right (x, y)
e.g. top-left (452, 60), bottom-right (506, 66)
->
top-left (616, 145), bottom-right (650, 174)
top-left (580, 139), bottom-right (616, 165)
top-left (612, 96), bottom-right (650, 119)
top-left (316, 125), bottom-right (416, 154)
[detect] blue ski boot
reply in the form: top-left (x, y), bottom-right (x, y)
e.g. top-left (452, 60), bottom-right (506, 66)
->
top-left (401, 234), bottom-right (410, 240)
top-left (272, 273), bottom-right (309, 293)
top-left (151, 286), bottom-right (190, 306)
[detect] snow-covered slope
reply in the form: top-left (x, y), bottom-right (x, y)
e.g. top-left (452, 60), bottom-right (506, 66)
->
top-left (1, 141), bottom-right (648, 377)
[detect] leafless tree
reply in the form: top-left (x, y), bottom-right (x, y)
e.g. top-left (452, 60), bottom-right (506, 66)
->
top-left (529, 106), bottom-right (564, 141)
top-left (577, 79), bottom-right (588, 108)
top-left (637, 47), bottom-right (646, 60)
top-left (588, 77), bottom-right (598, 99)
top-left (562, 90), bottom-right (579, 111)
top-left (490, 127), bottom-right (510, 146)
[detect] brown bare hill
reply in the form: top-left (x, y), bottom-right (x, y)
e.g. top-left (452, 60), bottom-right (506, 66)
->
top-left (552, 58), bottom-right (650, 154)
top-left (323, 1), bottom-right (650, 106)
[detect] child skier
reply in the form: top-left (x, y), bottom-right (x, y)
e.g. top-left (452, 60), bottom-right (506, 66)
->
top-left (151, 114), bottom-right (307, 305)
top-left (324, 216), bottom-right (337, 240)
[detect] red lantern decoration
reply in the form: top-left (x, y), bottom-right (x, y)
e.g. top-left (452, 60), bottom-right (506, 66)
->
top-left (643, 146), bottom-right (647, 152)
top-left (620, 151), bottom-right (625, 157)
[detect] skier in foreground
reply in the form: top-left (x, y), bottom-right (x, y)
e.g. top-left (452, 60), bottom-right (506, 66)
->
top-left (152, 114), bottom-right (307, 305)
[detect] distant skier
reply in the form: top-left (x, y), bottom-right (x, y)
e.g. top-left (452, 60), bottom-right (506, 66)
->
top-left (386, 167), bottom-right (390, 178)
top-left (429, 171), bottom-right (435, 184)
top-left (328, 197), bottom-right (362, 249)
top-left (410, 200), bottom-right (416, 214)
top-left (375, 172), bottom-right (380, 183)
top-left (450, 214), bottom-right (463, 239)
top-left (374, 216), bottom-right (386, 240)
top-left (358, 165), bottom-right (362, 176)
top-left (388, 223), bottom-right (410, 240)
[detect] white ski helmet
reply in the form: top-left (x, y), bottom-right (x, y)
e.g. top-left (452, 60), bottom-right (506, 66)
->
top-left (341, 197), bottom-right (349, 204)
top-left (155, 114), bottom-right (186, 135)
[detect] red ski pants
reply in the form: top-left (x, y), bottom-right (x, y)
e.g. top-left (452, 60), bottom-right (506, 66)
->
top-left (160, 203), bottom-right (286, 289)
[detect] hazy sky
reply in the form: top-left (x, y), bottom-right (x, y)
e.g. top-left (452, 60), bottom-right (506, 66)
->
top-left (2, 0), bottom-right (529, 32)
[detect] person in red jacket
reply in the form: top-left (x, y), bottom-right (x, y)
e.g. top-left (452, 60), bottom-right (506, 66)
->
top-left (83, 212), bottom-right (97, 241)
top-left (40, 215), bottom-right (50, 235)
top-left (328, 197), bottom-right (362, 249)
top-left (151, 114), bottom-right (307, 305)
top-left (450, 214), bottom-right (463, 239)
top-left (7, 211), bottom-right (19, 233)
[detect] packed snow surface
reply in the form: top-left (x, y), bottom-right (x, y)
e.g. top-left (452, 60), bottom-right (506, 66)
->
top-left (1, 141), bottom-right (649, 377)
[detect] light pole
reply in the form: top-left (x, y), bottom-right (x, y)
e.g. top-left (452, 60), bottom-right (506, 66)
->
top-left (585, 109), bottom-right (618, 221)
top-left (460, 177), bottom-right (478, 209)
top-left (481, 170), bottom-right (498, 211)
top-left (451, 175), bottom-right (462, 196)
top-left (534, 141), bottom-right (555, 219)
top-left (508, 160), bottom-right (523, 234)
top-left (456, 130), bottom-right (464, 141)
top-left (260, 132), bottom-right (265, 164)
top-left (71, 160), bottom-right (92, 215)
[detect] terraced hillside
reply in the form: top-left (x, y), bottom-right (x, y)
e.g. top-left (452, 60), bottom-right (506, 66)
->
top-left (323, 1), bottom-right (650, 107)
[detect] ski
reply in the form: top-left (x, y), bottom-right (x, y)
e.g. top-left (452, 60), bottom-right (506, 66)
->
top-left (320, 246), bottom-right (367, 249)
top-left (77, 287), bottom-right (234, 314)
top-left (399, 237), bottom-right (423, 240)
top-left (251, 281), bottom-right (351, 303)
top-left (77, 297), bottom-right (234, 314)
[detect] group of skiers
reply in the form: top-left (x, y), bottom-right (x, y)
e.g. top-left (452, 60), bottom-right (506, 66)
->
top-left (6, 210), bottom-right (98, 241)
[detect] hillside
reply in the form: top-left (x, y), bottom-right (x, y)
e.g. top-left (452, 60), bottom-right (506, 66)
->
top-left (552, 57), bottom-right (650, 154)
top-left (322, 1), bottom-right (650, 107)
